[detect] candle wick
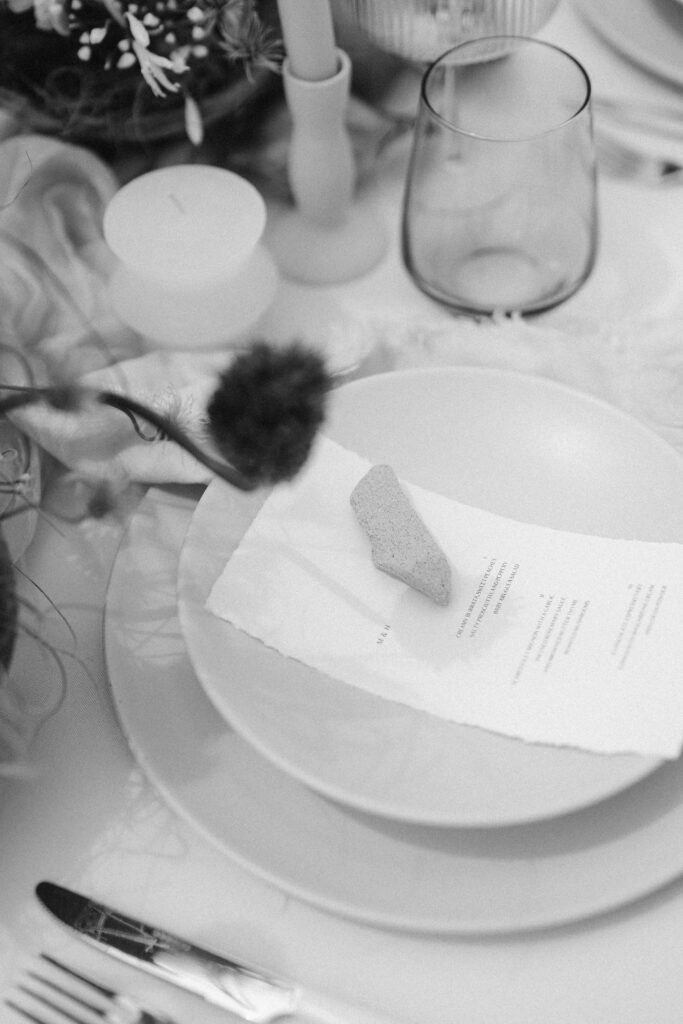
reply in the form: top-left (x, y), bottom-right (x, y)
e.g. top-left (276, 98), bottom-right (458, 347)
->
top-left (168, 192), bottom-right (185, 214)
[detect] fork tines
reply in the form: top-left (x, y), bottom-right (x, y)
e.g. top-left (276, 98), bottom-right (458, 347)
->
top-left (5, 953), bottom-right (135, 1024)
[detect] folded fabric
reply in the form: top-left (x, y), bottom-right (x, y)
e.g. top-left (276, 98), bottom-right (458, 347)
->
top-left (207, 436), bottom-right (683, 759)
top-left (0, 134), bottom-right (125, 377)
top-left (0, 134), bottom-right (236, 483)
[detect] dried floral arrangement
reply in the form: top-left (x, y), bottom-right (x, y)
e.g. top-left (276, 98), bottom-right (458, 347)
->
top-left (0, 0), bottom-right (282, 144)
top-left (0, 341), bottom-right (332, 774)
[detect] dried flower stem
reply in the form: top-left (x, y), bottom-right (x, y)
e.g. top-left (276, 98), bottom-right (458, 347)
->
top-left (0, 385), bottom-right (258, 491)
top-left (97, 389), bottom-right (258, 490)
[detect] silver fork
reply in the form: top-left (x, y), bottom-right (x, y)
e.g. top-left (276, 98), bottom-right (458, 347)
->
top-left (5, 953), bottom-right (177, 1024)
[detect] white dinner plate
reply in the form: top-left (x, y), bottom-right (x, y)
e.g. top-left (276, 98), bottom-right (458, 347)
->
top-left (177, 368), bottom-right (683, 828)
top-left (105, 487), bottom-right (683, 934)
top-left (576, 0), bottom-right (683, 87)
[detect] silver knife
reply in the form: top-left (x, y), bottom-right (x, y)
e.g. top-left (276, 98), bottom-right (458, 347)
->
top-left (36, 882), bottom-right (397, 1024)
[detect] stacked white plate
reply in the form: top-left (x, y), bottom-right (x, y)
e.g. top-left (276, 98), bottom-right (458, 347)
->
top-left (576, 0), bottom-right (683, 87)
top-left (105, 367), bottom-right (683, 934)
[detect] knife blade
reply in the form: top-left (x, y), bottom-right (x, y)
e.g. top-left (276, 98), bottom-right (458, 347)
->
top-left (36, 882), bottom-right (396, 1024)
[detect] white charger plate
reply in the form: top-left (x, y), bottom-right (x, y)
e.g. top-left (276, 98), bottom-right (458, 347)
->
top-left (576, 0), bottom-right (683, 86)
top-left (177, 367), bottom-right (683, 828)
top-left (105, 486), bottom-right (683, 934)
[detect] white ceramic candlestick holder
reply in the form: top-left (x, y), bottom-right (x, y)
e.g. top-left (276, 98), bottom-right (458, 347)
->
top-left (267, 50), bottom-right (388, 284)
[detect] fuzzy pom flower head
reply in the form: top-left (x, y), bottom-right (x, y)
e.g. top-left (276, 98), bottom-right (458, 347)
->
top-left (207, 342), bottom-right (332, 486)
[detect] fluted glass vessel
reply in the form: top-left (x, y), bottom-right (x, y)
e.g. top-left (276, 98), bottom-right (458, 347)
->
top-left (340, 0), bottom-right (561, 63)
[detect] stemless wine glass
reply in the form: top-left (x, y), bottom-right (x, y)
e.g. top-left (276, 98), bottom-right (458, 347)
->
top-left (402, 36), bottom-right (598, 317)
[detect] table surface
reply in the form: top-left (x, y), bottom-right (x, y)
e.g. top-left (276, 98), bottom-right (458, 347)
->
top-left (2, 4), bottom-right (683, 1023)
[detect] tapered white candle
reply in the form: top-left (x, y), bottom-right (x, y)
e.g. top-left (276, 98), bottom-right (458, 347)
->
top-left (277, 0), bottom-right (338, 81)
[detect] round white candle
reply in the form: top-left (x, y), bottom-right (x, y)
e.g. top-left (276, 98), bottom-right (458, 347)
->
top-left (103, 166), bottom-right (277, 348)
top-left (276, 0), bottom-right (338, 81)
top-left (103, 165), bottom-right (267, 288)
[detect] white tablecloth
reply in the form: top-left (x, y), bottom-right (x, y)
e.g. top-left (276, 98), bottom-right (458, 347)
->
top-left (2, 4), bottom-right (683, 1023)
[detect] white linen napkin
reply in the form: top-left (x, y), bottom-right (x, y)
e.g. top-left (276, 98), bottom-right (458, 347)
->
top-left (207, 435), bottom-right (683, 759)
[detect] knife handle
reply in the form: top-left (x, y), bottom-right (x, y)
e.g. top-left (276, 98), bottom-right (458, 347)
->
top-left (297, 989), bottom-right (400, 1024)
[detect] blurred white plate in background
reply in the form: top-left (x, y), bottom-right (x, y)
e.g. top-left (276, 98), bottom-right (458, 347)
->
top-left (576, 0), bottom-right (683, 86)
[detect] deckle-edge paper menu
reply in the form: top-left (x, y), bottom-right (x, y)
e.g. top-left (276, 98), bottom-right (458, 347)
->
top-left (206, 436), bottom-right (683, 759)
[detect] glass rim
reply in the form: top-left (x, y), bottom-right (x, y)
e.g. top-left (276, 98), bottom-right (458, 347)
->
top-left (420, 35), bottom-right (592, 143)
